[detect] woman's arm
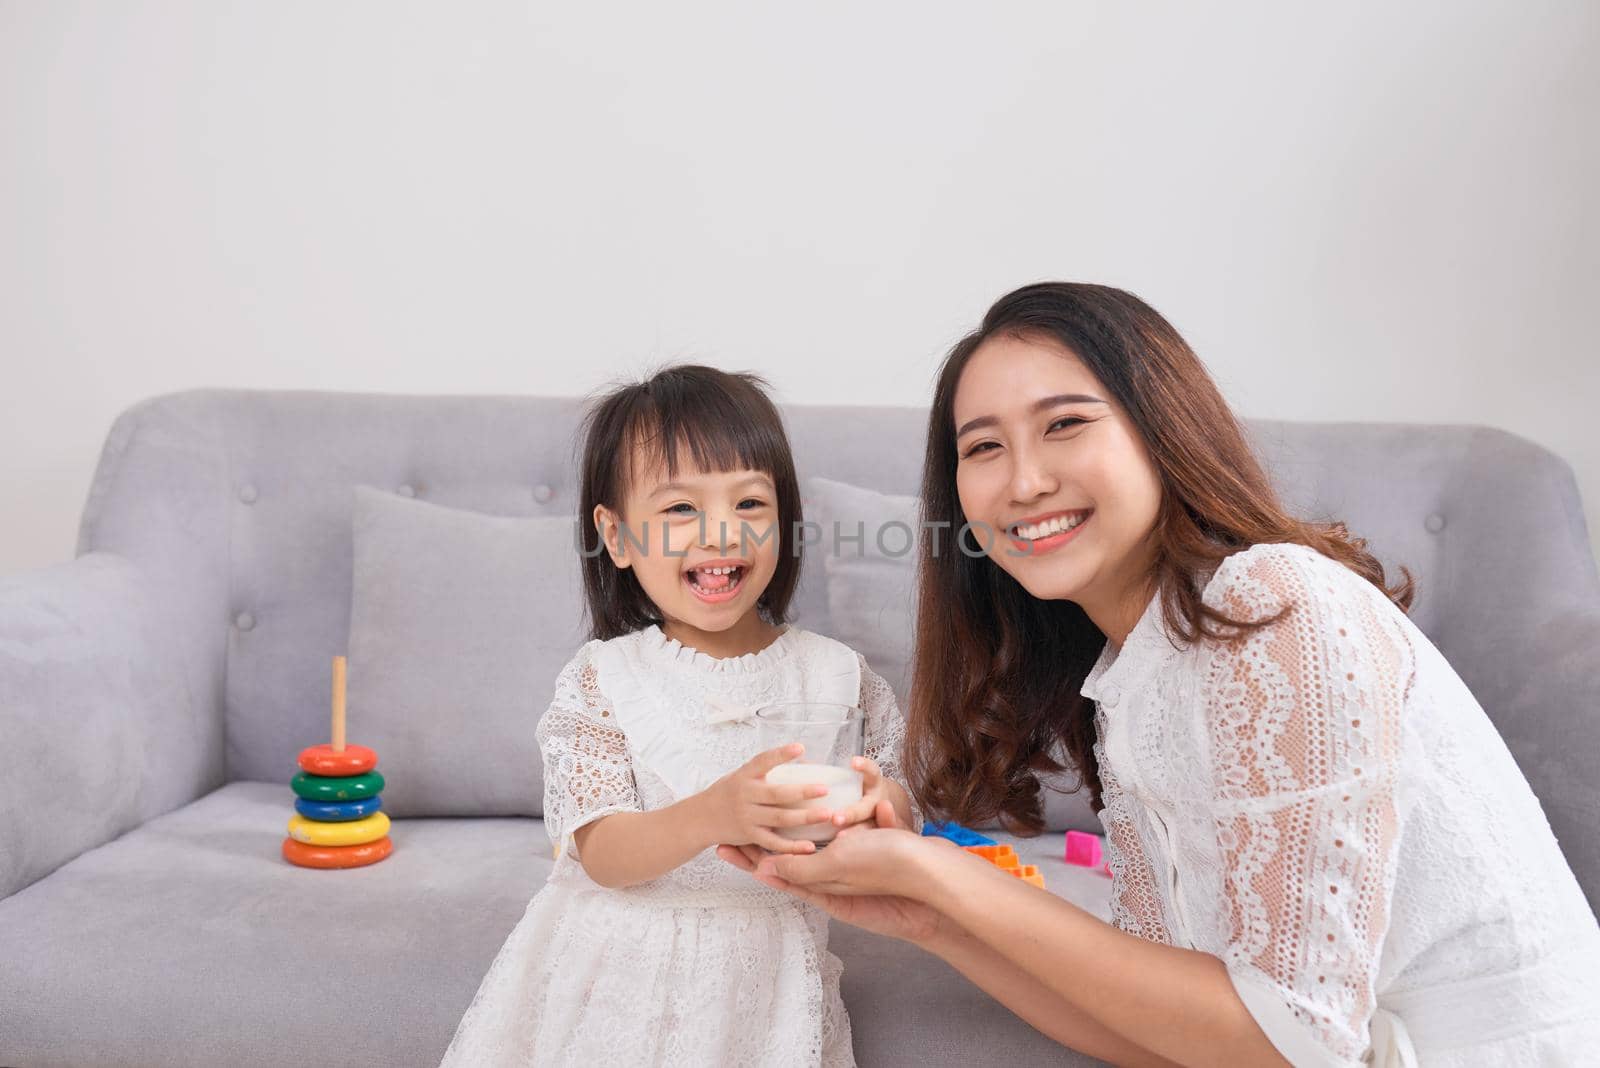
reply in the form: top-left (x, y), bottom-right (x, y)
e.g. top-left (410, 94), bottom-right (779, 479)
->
top-left (723, 824), bottom-right (1177, 1066)
top-left (921, 850), bottom-right (1289, 1068)
top-left (922, 918), bottom-right (1186, 1068)
top-left (746, 801), bottom-right (1282, 1068)
top-left (758, 833), bottom-right (1288, 1068)
top-left (755, 548), bottom-right (1406, 1067)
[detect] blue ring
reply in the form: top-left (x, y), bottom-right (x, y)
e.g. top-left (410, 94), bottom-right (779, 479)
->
top-left (295, 795), bottom-right (383, 822)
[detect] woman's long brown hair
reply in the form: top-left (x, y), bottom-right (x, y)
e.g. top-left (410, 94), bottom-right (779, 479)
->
top-left (906, 282), bottom-right (1415, 833)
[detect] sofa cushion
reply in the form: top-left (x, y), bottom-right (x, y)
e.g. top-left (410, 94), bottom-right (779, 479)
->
top-left (345, 487), bottom-right (585, 817)
top-left (806, 476), bottom-right (1101, 834)
top-left (0, 781), bottom-right (1109, 1068)
top-left (0, 782), bottom-right (554, 1068)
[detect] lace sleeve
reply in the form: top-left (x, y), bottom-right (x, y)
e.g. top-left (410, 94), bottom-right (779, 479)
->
top-left (857, 653), bottom-right (923, 832)
top-left (536, 646), bottom-right (643, 857)
top-left (1199, 544), bottom-right (1412, 1066)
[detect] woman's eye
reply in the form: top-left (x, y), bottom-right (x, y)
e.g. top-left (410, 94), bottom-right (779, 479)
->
top-left (1048, 416), bottom-right (1087, 432)
top-left (962, 441), bottom-right (998, 458)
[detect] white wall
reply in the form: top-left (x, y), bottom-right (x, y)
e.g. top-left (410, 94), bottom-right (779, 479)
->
top-left (3, 0), bottom-right (1597, 572)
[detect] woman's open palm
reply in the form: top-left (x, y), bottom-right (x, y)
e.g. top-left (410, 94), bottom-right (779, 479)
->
top-left (716, 800), bottom-right (949, 945)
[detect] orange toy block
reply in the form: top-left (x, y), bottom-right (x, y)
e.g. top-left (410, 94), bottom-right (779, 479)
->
top-left (963, 844), bottom-right (1043, 886)
top-left (964, 844), bottom-right (1019, 867)
top-left (1008, 864), bottom-right (1046, 888)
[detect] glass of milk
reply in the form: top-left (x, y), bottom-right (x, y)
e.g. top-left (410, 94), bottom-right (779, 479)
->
top-left (754, 702), bottom-right (865, 846)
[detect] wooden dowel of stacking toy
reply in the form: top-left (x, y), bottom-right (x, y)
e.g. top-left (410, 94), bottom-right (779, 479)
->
top-left (332, 655), bottom-right (347, 753)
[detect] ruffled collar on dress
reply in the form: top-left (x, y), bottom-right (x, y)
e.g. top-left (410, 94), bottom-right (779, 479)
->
top-left (636, 622), bottom-right (803, 673)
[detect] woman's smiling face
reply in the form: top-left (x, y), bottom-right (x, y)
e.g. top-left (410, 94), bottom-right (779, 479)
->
top-left (951, 331), bottom-right (1163, 615)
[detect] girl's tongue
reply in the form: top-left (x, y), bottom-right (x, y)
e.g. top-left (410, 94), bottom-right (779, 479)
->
top-left (694, 568), bottom-right (732, 590)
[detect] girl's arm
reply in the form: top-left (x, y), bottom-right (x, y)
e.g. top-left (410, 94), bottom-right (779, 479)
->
top-left (571, 792), bottom-right (724, 888)
top-left (880, 776), bottom-right (913, 829)
top-left (538, 652), bottom-right (760, 888)
top-left (575, 743), bottom-right (836, 888)
top-left (831, 757), bottom-right (916, 835)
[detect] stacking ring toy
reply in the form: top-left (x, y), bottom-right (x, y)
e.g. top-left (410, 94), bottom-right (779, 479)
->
top-left (298, 743), bottom-right (378, 776)
top-left (295, 795), bottom-right (383, 822)
top-left (281, 835), bottom-right (393, 870)
top-left (283, 657), bottom-right (395, 870)
top-left (288, 811), bottom-right (390, 847)
top-left (291, 769), bottom-right (385, 802)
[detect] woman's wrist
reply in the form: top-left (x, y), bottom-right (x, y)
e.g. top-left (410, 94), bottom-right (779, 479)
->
top-left (910, 838), bottom-right (1000, 923)
top-left (917, 910), bottom-right (975, 956)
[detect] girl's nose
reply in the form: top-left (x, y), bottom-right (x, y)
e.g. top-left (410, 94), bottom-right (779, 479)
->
top-left (697, 510), bottom-right (740, 550)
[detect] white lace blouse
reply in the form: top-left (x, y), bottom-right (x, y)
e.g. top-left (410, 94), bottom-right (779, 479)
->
top-left (1083, 542), bottom-right (1600, 1067)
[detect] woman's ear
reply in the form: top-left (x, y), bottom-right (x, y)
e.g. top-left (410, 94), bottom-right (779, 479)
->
top-left (592, 504), bottom-right (632, 570)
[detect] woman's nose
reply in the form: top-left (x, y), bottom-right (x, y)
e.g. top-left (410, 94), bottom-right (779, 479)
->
top-left (1007, 444), bottom-right (1059, 504)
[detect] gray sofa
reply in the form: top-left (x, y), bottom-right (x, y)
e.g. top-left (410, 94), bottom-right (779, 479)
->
top-left (3, 390), bottom-right (1597, 1068)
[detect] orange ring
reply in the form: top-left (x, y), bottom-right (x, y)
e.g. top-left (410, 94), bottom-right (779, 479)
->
top-left (298, 743), bottom-right (378, 776)
top-left (282, 835), bottom-right (393, 869)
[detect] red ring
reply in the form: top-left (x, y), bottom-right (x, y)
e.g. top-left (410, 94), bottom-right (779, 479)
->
top-left (282, 835), bottom-right (393, 869)
top-left (298, 743), bottom-right (378, 775)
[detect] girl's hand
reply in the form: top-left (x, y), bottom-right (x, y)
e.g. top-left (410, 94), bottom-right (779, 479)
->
top-left (697, 743), bottom-right (836, 855)
top-left (828, 755), bottom-right (891, 832)
top-left (718, 799), bottom-right (953, 945)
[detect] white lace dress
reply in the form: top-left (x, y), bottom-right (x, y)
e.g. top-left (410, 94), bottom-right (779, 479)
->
top-left (438, 623), bottom-right (912, 1068)
top-left (1083, 542), bottom-right (1600, 1067)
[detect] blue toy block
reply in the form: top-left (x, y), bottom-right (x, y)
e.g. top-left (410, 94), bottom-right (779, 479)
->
top-left (921, 820), bottom-right (997, 847)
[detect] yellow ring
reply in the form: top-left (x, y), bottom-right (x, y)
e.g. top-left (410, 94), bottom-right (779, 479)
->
top-left (287, 811), bottom-right (391, 847)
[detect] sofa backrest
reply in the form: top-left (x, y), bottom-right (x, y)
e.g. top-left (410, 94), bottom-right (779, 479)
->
top-left (78, 390), bottom-right (1600, 907)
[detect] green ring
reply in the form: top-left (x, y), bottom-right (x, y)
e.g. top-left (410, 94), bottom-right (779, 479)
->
top-left (291, 770), bottom-right (385, 801)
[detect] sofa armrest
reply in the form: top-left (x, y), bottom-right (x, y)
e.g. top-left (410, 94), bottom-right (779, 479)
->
top-left (0, 552), bottom-right (218, 900)
top-left (1502, 604), bottom-right (1600, 917)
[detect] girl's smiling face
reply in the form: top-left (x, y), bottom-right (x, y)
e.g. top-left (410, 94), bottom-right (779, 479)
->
top-left (593, 451), bottom-right (782, 650)
top-left (951, 331), bottom-right (1163, 628)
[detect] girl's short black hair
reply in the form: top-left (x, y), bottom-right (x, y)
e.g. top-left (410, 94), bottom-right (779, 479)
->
top-left (577, 363), bottom-right (804, 640)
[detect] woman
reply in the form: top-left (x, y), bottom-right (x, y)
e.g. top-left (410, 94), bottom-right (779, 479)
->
top-left (719, 283), bottom-right (1600, 1066)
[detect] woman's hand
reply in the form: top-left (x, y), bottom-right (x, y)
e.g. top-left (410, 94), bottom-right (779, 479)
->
top-left (717, 799), bottom-right (959, 946)
top-left (695, 743), bottom-right (835, 855)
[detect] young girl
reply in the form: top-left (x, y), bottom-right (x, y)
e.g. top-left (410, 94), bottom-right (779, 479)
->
top-left (439, 364), bottom-right (917, 1068)
top-left (733, 283), bottom-right (1600, 1066)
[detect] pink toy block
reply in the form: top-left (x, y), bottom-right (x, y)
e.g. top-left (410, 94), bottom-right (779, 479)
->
top-left (1064, 830), bottom-right (1104, 868)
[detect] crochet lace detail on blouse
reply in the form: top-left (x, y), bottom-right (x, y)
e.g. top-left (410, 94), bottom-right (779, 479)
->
top-left (1097, 543), bottom-right (1413, 1062)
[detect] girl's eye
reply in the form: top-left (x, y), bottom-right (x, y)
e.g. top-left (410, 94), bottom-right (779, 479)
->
top-left (737, 498), bottom-right (766, 510)
top-left (665, 503), bottom-right (698, 515)
top-left (1049, 416), bottom-right (1087, 432)
top-left (962, 441), bottom-right (998, 458)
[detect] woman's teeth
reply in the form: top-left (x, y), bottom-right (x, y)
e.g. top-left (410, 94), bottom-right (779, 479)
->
top-left (688, 566), bottom-right (743, 594)
top-left (1012, 513), bottom-right (1088, 541)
